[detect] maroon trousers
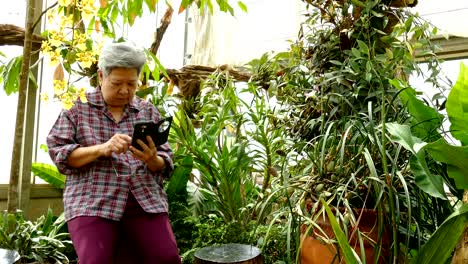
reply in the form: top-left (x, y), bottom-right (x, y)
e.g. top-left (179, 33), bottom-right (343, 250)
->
top-left (67, 193), bottom-right (181, 264)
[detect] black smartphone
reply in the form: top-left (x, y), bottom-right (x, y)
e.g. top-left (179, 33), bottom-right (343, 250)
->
top-left (131, 116), bottom-right (173, 151)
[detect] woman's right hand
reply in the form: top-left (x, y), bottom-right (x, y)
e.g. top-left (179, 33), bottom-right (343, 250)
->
top-left (101, 134), bottom-right (132, 157)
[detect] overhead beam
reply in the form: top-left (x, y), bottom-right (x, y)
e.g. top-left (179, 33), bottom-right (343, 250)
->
top-left (416, 36), bottom-right (468, 62)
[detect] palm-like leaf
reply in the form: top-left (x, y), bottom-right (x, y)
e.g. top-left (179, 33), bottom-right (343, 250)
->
top-left (31, 163), bottom-right (65, 189)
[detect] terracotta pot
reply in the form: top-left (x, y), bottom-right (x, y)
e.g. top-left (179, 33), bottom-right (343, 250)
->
top-left (300, 208), bottom-right (390, 264)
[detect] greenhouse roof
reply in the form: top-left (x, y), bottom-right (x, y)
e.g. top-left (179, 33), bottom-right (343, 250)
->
top-left (412, 0), bottom-right (468, 37)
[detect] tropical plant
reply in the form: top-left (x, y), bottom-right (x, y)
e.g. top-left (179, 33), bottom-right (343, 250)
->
top-left (170, 71), bottom-right (258, 226)
top-left (259, 0), bottom-right (457, 262)
top-left (387, 63), bottom-right (468, 263)
top-left (31, 162), bottom-right (66, 190)
top-left (0, 208), bottom-right (75, 263)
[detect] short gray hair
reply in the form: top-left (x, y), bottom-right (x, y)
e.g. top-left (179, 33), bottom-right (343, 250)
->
top-left (98, 42), bottom-right (146, 77)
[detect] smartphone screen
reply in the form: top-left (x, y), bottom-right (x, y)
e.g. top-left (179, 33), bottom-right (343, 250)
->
top-left (131, 116), bottom-right (172, 151)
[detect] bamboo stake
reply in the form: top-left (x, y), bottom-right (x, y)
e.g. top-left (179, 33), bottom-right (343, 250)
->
top-left (7, 0), bottom-right (35, 212)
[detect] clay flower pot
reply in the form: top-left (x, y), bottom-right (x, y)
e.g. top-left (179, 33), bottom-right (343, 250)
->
top-left (300, 208), bottom-right (390, 264)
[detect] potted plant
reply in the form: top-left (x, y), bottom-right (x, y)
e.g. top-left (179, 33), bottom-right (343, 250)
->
top-left (0, 208), bottom-right (75, 263)
top-left (266, 0), bottom-right (457, 262)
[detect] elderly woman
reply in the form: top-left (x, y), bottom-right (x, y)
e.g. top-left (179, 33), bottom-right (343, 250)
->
top-left (47, 42), bottom-right (181, 264)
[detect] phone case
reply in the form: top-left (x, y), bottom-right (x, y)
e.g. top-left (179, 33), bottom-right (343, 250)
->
top-left (131, 116), bottom-right (173, 150)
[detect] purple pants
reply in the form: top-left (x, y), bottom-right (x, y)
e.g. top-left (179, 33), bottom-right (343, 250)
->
top-left (67, 193), bottom-right (181, 264)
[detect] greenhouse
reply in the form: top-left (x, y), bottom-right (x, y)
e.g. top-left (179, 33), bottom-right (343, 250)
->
top-left (0, 0), bottom-right (467, 263)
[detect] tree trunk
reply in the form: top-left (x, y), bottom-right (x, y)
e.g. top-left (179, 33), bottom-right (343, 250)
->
top-left (7, 0), bottom-right (36, 213)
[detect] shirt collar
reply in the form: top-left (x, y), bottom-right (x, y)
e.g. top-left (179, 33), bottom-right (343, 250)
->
top-left (86, 87), bottom-right (141, 111)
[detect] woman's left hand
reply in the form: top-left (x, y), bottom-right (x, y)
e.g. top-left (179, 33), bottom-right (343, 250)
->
top-left (129, 136), bottom-right (165, 171)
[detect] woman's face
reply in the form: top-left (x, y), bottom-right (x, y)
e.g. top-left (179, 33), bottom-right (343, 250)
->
top-left (99, 67), bottom-right (139, 109)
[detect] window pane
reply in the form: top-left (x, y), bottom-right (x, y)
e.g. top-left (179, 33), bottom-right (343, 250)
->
top-left (0, 2), bottom-right (25, 184)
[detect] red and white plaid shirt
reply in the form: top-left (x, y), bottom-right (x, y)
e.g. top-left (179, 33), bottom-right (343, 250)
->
top-left (47, 88), bottom-right (174, 221)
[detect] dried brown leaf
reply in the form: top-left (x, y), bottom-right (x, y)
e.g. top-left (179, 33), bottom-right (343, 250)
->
top-left (53, 64), bottom-right (64, 81)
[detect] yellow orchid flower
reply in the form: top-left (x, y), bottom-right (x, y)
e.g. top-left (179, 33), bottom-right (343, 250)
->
top-left (49, 49), bottom-right (62, 66)
top-left (78, 88), bottom-right (88, 103)
top-left (60, 93), bottom-right (75, 110)
top-left (49, 30), bottom-right (66, 47)
top-left (79, 0), bottom-right (98, 21)
top-left (76, 51), bottom-right (96, 69)
top-left (53, 79), bottom-right (67, 94)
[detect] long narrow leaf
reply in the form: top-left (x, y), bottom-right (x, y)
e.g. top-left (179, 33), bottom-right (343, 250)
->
top-left (322, 198), bottom-right (362, 264)
top-left (411, 204), bottom-right (468, 264)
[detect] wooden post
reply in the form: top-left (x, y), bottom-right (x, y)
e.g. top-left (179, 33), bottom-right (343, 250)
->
top-left (194, 244), bottom-right (263, 264)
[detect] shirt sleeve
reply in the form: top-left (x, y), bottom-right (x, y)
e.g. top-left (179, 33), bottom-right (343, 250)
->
top-left (46, 111), bottom-right (81, 175)
top-left (157, 142), bottom-right (174, 179)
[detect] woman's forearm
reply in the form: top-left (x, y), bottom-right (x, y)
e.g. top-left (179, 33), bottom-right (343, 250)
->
top-left (67, 145), bottom-right (104, 168)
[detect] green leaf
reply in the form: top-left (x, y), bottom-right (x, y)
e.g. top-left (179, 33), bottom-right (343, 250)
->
top-left (446, 63), bottom-right (468, 145)
top-left (41, 208), bottom-right (54, 235)
top-left (237, 1), bottom-right (247, 12)
top-left (351, 48), bottom-right (361, 58)
top-left (144, 0), bottom-right (157, 12)
top-left (391, 79), bottom-right (443, 141)
top-left (411, 204), bottom-right (468, 264)
top-left (31, 163), bottom-right (65, 189)
top-left (165, 156), bottom-right (192, 198)
top-left (425, 139), bottom-right (468, 189)
top-left (386, 123), bottom-right (425, 153)
top-left (410, 153), bottom-right (446, 199)
top-left (357, 40), bottom-right (369, 56)
top-left (387, 123), bottom-right (446, 199)
top-left (2, 56), bottom-right (22, 95)
top-left (322, 199), bottom-right (362, 264)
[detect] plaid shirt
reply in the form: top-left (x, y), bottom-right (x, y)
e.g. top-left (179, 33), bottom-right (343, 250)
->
top-left (47, 88), bottom-right (174, 221)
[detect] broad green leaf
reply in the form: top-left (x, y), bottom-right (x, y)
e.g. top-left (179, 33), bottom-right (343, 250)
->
top-left (31, 163), bottom-right (65, 190)
top-left (387, 123), bottom-right (446, 199)
top-left (446, 63), bottom-right (468, 145)
top-left (386, 123), bottom-right (425, 153)
top-left (2, 56), bottom-right (22, 95)
top-left (425, 139), bottom-right (468, 189)
top-left (165, 156), bottom-right (192, 198)
top-left (391, 79), bottom-right (443, 141)
top-left (410, 154), bottom-right (446, 199)
top-left (322, 199), bottom-right (362, 264)
top-left (411, 203), bottom-right (468, 264)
